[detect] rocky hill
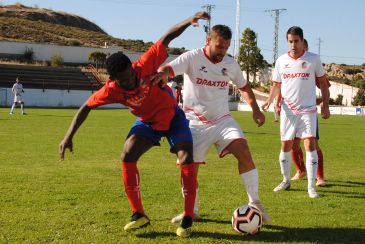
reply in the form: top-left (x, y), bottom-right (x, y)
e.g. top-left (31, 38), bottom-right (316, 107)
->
top-left (0, 4), bottom-right (184, 54)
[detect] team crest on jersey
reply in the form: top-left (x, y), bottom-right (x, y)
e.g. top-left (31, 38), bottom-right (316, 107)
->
top-left (199, 66), bottom-right (208, 73)
top-left (301, 61), bottom-right (307, 69)
top-left (284, 64), bottom-right (291, 69)
top-left (221, 68), bottom-right (228, 76)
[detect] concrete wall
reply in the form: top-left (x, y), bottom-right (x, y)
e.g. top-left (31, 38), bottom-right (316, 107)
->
top-left (0, 40), bottom-right (178, 64)
top-left (0, 88), bottom-right (124, 108)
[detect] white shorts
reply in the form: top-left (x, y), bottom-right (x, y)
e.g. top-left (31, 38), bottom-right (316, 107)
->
top-left (190, 116), bottom-right (245, 163)
top-left (280, 110), bottom-right (317, 141)
top-left (14, 95), bottom-right (23, 103)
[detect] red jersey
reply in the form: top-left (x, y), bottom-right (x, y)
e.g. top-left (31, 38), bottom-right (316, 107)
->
top-left (87, 41), bottom-right (177, 131)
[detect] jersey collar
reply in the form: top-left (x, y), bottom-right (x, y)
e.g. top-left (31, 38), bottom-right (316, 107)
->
top-left (203, 47), bottom-right (222, 64)
top-left (288, 50), bottom-right (306, 60)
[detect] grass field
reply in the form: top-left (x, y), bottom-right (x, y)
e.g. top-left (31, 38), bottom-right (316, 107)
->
top-left (0, 108), bottom-right (364, 243)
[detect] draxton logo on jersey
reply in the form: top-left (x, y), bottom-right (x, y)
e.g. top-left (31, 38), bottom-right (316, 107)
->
top-left (283, 73), bottom-right (310, 79)
top-left (196, 78), bottom-right (229, 87)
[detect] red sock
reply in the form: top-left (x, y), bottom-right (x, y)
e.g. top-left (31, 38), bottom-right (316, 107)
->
top-left (317, 148), bottom-right (324, 178)
top-left (122, 162), bottom-right (144, 215)
top-left (180, 164), bottom-right (197, 219)
top-left (292, 147), bottom-right (306, 172)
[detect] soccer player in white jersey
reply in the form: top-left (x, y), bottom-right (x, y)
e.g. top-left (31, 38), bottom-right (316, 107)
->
top-left (158, 24), bottom-right (271, 224)
top-left (261, 26), bottom-right (330, 198)
top-left (10, 77), bottom-right (26, 115)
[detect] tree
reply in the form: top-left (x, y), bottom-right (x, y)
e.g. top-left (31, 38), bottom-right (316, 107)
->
top-left (88, 51), bottom-right (107, 70)
top-left (237, 28), bottom-right (266, 84)
top-left (352, 82), bottom-right (365, 106)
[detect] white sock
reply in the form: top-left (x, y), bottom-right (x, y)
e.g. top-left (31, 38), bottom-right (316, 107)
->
top-left (306, 150), bottom-right (318, 190)
top-left (21, 104), bottom-right (24, 113)
top-left (279, 151), bottom-right (292, 182)
top-left (10, 104), bottom-right (15, 113)
top-left (240, 169), bottom-right (259, 203)
top-left (181, 186), bottom-right (199, 214)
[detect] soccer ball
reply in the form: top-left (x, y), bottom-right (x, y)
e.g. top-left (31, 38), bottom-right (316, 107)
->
top-left (231, 205), bottom-right (262, 235)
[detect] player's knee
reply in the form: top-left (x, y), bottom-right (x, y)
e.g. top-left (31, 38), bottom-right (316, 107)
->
top-left (121, 150), bottom-right (139, 162)
top-left (177, 152), bottom-right (194, 165)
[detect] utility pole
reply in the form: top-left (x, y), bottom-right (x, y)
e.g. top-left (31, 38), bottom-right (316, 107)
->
top-left (317, 37), bottom-right (323, 57)
top-left (265, 8), bottom-right (286, 65)
top-left (202, 4), bottom-right (215, 40)
top-left (233, 0), bottom-right (241, 60)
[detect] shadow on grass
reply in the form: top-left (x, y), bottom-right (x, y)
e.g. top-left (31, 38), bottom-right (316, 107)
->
top-left (137, 225), bottom-right (365, 243)
top-left (326, 180), bottom-right (365, 187)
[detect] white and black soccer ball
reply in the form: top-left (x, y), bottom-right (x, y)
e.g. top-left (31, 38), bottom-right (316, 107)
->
top-left (231, 205), bottom-right (262, 235)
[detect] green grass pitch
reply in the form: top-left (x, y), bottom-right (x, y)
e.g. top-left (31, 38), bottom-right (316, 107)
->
top-left (0, 108), bottom-right (364, 243)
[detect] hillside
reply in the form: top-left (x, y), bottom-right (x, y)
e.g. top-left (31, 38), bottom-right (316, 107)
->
top-left (0, 4), bottom-right (184, 54)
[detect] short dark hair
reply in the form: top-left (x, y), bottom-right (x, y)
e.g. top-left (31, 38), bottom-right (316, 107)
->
top-left (304, 39), bottom-right (308, 48)
top-left (106, 52), bottom-right (131, 78)
top-left (211, 25), bottom-right (232, 40)
top-left (286, 26), bottom-right (304, 40)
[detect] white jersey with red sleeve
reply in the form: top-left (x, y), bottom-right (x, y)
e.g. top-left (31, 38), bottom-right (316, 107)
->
top-left (167, 48), bottom-right (247, 126)
top-left (272, 51), bottom-right (325, 115)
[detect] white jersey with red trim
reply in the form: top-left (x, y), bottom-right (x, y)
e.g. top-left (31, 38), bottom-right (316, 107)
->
top-left (272, 51), bottom-right (325, 115)
top-left (168, 48), bottom-right (247, 126)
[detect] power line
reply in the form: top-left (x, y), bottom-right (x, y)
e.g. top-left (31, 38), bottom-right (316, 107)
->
top-left (317, 37), bottom-right (323, 57)
top-left (202, 4), bottom-right (215, 40)
top-left (265, 8), bottom-right (286, 64)
top-left (233, 0), bottom-right (241, 60)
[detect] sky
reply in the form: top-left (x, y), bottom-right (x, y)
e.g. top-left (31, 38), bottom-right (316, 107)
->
top-left (1, 0), bottom-right (365, 65)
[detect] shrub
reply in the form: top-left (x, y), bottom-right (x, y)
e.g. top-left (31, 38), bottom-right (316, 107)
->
top-left (23, 47), bottom-right (34, 62)
top-left (50, 54), bottom-right (63, 67)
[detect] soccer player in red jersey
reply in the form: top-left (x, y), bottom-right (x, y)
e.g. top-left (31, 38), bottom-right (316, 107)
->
top-left (59, 12), bottom-right (210, 238)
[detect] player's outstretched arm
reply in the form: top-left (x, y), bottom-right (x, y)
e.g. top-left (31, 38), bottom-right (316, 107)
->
top-left (239, 84), bottom-right (265, 127)
top-left (160, 11), bottom-right (210, 47)
top-left (59, 102), bottom-right (91, 160)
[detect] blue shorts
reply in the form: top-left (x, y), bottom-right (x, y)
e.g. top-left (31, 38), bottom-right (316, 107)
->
top-left (127, 106), bottom-right (192, 151)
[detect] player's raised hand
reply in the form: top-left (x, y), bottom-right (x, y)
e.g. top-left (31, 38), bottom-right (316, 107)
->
top-left (59, 138), bottom-right (73, 161)
top-left (190, 11), bottom-right (210, 26)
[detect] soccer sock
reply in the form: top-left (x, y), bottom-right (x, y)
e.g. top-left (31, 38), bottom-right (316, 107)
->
top-left (240, 168), bottom-right (259, 203)
top-left (10, 104), bottom-right (15, 113)
top-left (317, 148), bottom-right (324, 179)
top-left (305, 151), bottom-right (318, 190)
top-left (279, 151), bottom-right (292, 182)
top-left (180, 163), bottom-right (197, 219)
top-left (122, 162), bottom-right (144, 215)
top-left (292, 147), bottom-right (306, 172)
top-left (180, 187), bottom-right (199, 214)
top-left (20, 103), bottom-right (24, 113)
